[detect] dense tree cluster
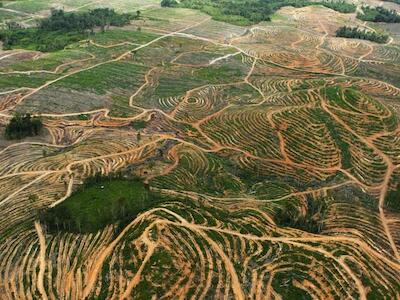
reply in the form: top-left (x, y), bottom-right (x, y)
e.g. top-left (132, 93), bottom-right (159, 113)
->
top-left (321, 0), bottom-right (356, 13)
top-left (382, 0), bottom-right (400, 4)
top-left (208, 0), bottom-right (275, 24)
top-left (336, 26), bottom-right (389, 43)
top-left (4, 113), bottom-right (43, 140)
top-left (162, 0), bottom-right (357, 25)
top-left (0, 8), bottom-right (138, 52)
top-left (39, 8), bottom-right (134, 33)
top-left (161, 0), bottom-right (178, 7)
top-left (0, 28), bottom-right (85, 52)
top-left (357, 6), bottom-right (400, 23)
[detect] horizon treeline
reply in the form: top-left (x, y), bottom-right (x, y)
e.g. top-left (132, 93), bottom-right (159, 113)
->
top-left (161, 0), bottom-right (356, 25)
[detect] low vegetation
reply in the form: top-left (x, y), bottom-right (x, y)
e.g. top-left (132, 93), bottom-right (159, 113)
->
top-left (274, 197), bottom-right (327, 233)
top-left (130, 120), bottom-right (147, 130)
top-left (357, 6), bottom-right (400, 23)
top-left (385, 185), bottom-right (400, 212)
top-left (39, 175), bottom-right (170, 233)
top-left (0, 8), bottom-right (138, 52)
top-left (4, 113), bottom-right (43, 140)
top-left (336, 26), bottom-right (389, 43)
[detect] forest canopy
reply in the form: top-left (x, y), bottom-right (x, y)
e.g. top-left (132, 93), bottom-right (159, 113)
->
top-left (0, 8), bottom-right (138, 52)
top-left (336, 26), bottom-right (389, 43)
top-left (357, 6), bottom-right (400, 23)
top-left (161, 0), bottom-right (356, 25)
top-left (4, 113), bottom-right (43, 140)
top-left (382, 0), bottom-right (400, 4)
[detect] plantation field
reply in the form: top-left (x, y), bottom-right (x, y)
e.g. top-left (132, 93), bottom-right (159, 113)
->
top-left (0, 0), bottom-right (400, 299)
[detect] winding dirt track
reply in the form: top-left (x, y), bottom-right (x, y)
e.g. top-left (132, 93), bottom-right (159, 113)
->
top-left (35, 221), bottom-right (49, 300)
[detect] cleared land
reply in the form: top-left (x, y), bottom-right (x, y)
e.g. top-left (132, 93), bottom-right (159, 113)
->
top-left (0, 0), bottom-right (400, 299)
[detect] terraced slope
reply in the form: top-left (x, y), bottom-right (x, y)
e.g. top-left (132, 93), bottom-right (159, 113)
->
top-left (0, 1), bottom-right (400, 299)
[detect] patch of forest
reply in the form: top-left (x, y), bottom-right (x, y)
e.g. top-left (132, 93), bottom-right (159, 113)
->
top-left (336, 26), bottom-right (389, 43)
top-left (161, 0), bottom-right (356, 25)
top-left (4, 113), bottom-right (43, 140)
top-left (0, 8), bottom-right (139, 52)
top-left (382, 0), bottom-right (400, 5)
top-left (358, 6), bottom-right (400, 23)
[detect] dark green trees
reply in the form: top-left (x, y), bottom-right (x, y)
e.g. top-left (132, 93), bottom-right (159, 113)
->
top-left (336, 26), bottom-right (389, 43)
top-left (39, 8), bottom-right (134, 33)
top-left (5, 113), bottom-right (43, 140)
top-left (321, 1), bottom-right (356, 13)
top-left (161, 0), bottom-right (178, 7)
top-left (382, 0), bottom-right (400, 4)
top-left (357, 6), bottom-right (400, 23)
top-left (160, 0), bottom-right (356, 25)
top-left (0, 8), bottom-right (137, 52)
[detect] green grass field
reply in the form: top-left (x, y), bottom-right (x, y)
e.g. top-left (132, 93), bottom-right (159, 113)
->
top-left (40, 177), bottom-right (171, 233)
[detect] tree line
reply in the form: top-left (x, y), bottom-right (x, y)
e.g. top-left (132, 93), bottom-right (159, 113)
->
top-left (161, 0), bottom-right (356, 25)
top-left (382, 0), bottom-right (400, 4)
top-left (160, 0), bottom-right (400, 26)
top-left (357, 6), bottom-right (400, 23)
top-left (321, 0), bottom-right (356, 13)
top-left (0, 8), bottom-right (140, 52)
top-left (39, 8), bottom-right (138, 33)
top-left (4, 113), bottom-right (43, 140)
top-left (336, 26), bottom-right (389, 43)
